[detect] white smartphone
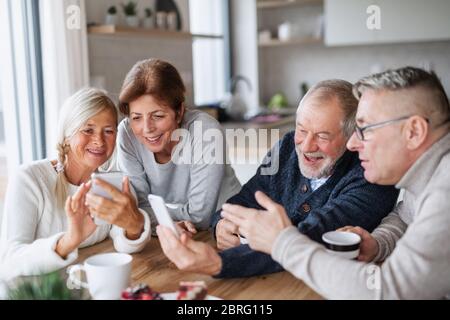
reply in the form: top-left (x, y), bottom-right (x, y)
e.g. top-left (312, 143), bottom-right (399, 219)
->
top-left (148, 194), bottom-right (180, 238)
top-left (89, 171), bottom-right (124, 225)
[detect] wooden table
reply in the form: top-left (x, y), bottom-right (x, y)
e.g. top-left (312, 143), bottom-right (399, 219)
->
top-left (76, 232), bottom-right (322, 300)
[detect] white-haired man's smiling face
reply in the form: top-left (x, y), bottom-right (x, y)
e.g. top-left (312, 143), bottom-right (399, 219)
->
top-left (294, 94), bottom-right (348, 179)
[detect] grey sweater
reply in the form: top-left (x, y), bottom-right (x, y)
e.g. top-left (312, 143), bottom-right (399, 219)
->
top-left (117, 110), bottom-right (241, 231)
top-left (272, 132), bottom-right (450, 299)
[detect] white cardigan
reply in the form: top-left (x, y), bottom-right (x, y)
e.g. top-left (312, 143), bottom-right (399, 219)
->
top-left (0, 159), bottom-right (151, 281)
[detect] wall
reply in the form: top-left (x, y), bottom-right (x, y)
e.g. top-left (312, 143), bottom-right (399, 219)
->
top-left (256, 2), bottom-right (450, 107)
top-left (259, 41), bottom-right (450, 107)
top-left (85, 0), bottom-right (194, 106)
top-left (88, 35), bottom-right (194, 106)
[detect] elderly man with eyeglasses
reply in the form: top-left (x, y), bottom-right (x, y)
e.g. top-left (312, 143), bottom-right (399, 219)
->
top-left (220, 66), bottom-right (450, 299)
top-left (156, 79), bottom-right (399, 279)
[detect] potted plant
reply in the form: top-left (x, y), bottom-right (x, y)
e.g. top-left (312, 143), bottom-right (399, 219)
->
top-left (143, 8), bottom-right (153, 29)
top-left (105, 6), bottom-right (118, 25)
top-left (122, 1), bottom-right (139, 28)
top-left (7, 272), bottom-right (82, 300)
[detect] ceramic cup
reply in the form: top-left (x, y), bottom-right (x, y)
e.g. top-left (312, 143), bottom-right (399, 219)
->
top-left (322, 231), bottom-right (361, 259)
top-left (68, 253), bottom-right (132, 300)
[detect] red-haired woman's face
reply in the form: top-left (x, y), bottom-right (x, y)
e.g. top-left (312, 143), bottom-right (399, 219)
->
top-left (129, 94), bottom-right (181, 163)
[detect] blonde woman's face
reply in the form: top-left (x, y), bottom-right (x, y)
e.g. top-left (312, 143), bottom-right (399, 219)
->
top-left (128, 94), bottom-right (180, 160)
top-left (67, 109), bottom-right (117, 172)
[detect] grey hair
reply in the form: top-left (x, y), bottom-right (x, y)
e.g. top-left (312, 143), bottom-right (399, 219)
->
top-left (299, 79), bottom-right (358, 138)
top-left (353, 66), bottom-right (450, 128)
top-left (55, 87), bottom-right (118, 209)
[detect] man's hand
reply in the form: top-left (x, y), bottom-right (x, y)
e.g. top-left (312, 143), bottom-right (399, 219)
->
top-left (221, 191), bottom-right (292, 255)
top-left (156, 225), bottom-right (222, 276)
top-left (338, 226), bottom-right (379, 262)
top-left (175, 220), bottom-right (197, 238)
top-left (216, 218), bottom-right (240, 250)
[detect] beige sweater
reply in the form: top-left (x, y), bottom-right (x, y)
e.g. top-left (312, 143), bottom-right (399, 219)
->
top-left (272, 133), bottom-right (450, 299)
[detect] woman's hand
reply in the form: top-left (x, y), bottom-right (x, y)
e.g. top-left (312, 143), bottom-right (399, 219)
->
top-left (56, 182), bottom-right (97, 258)
top-left (337, 226), bottom-right (379, 262)
top-left (175, 220), bottom-right (197, 238)
top-left (85, 176), bottom-right (144, 240)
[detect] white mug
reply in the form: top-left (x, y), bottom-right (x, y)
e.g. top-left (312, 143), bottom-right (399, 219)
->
top-left (278, 22), bottom-right (292, 41)
top-left (167, 11), bottom-right (177, 31)
top-left (68, 253), bottom-right (132, 300)
top-left (322, 231), bottom-right (361, 259)
top-left (156, 11), bottom-right (167, 29)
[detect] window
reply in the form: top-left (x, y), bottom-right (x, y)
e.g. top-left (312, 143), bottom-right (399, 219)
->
top-left (189, 0), bottom-right (230, 105)
top-left (0, 0), bottom-right (45, 210)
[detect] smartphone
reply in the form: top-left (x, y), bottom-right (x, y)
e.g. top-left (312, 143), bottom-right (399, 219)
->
top-left (148, 194), bottom-right (180, 238)
top-left (89, 171), bottom-right (124, 225)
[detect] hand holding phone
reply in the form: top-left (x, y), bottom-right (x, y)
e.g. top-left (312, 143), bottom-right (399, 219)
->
top-left (148, 194), bottom-right (180, 238)
top-left (89, 172), bottom-right (124, 225)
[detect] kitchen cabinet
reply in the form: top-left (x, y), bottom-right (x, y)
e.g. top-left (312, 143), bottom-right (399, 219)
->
top-left (325, 0), bottom-right (450, 46)
top-left (255, 0), bottom-right (324, 107)
top-left (222, 115), bottom-right (296, 184)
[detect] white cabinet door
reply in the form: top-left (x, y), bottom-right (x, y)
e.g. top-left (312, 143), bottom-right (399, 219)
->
top-left (325, 0), bottom-right (376, 46)
top-left (325, 0), bottom-right (450, 46)
top-left (374, 0), bottom-right (450, 44)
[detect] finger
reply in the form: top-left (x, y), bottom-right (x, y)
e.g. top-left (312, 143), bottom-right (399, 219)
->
top-left (221, 203), bottom-right (255, 219)
top-left (337, 226), bottom-right (354, 232)
top-left (221, 210), bottom-right (247, 228)
top-left (65, 196), bottom-right (73, 216)
top-left (184, 221), bottom-right (197, 234)
top-left (175, 221), bottom-right (187, 235)
top-left (72, 183), bottom-right (88, 212)
top-left (84, 180), bottom-right (92, 191)
top-left (80, 193), bottom-right (89, 215)
top-left (220, 219), bottom-right (239, 234)
top-left (180, 232), bottom-right (189, 245)
top-left (254, 191), bottom-right (279, 211)
top-left (217, 235), bottom-right (240, 250)
top-left (85, 193), bottom-right (115, 211)
top-left (89, 207), bottom-right (105, 221)
top-left (346, 227), bottom-right (367, 239)
top-left (156, 226), bottom-right (172, 253)
top-left (157, 225), bottom-right (183, 252)
top-left (122, 176), bottom-right (131, 195)
top-left (73, 182), bottom-right (92, 203)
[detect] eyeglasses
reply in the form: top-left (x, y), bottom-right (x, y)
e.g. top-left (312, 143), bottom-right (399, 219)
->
top-left (355, 115), bottom-right (429, 141)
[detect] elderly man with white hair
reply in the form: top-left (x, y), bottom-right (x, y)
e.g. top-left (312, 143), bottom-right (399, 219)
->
top-left (221, 66), bottom-right (450, 299)
top-left (156, 79), bottom-right (399, 278)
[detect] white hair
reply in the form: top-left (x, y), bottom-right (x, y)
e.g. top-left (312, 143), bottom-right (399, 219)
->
top-left (353, 66), bottom-right (450, 128)
top-left (55, 87), bottom-right (118, 209)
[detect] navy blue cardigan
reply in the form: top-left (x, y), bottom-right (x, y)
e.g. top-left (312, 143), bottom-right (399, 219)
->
top-left (211, 131), bottom-right (399, 278)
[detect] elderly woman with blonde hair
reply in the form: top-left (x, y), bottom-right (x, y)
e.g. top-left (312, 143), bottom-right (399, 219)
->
top-left (0, 88), bottom-right (150, 280)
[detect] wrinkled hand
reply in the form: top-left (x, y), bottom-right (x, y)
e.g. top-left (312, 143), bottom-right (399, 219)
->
top-left (221, 191), bottom-right (292, 255)
top-left (175, 220), bottom-right (197, 238)
top-left (156, 225), bottom-right (222, 276)
top-left (215, 218), bottom-right (240, 250)
top-left (56, 182), bottom-right (97, 258)
top-left (338, 226), bottom-right (379, 262)
top-left (86, 176), bottom-right (144, 240)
